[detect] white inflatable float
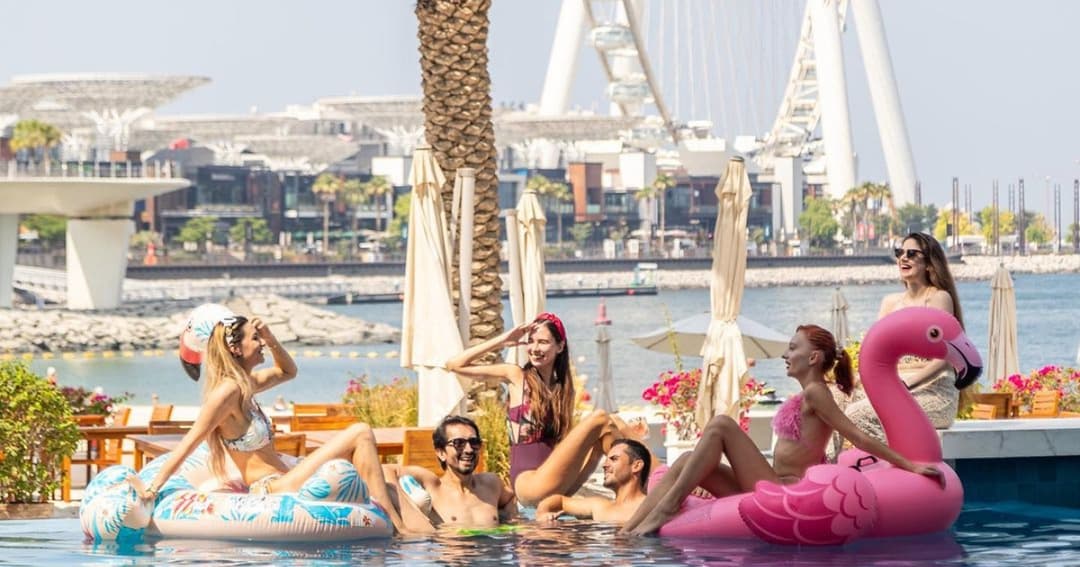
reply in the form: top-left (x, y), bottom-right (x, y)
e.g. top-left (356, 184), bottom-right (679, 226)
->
top-left (80, 445), bottom-right (392, 543)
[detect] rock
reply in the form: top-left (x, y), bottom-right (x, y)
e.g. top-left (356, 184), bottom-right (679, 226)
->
top-left (0, 293), bottom-right (400, 353)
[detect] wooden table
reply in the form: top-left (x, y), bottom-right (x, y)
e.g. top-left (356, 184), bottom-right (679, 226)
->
top-left (62, 425), bottom-right (149, 502)
top-left (130, 427), bottom-right (407, 471)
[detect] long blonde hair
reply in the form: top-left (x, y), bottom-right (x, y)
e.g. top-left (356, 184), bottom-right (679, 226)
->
top-left (202, 317), bottom-right (255, 480)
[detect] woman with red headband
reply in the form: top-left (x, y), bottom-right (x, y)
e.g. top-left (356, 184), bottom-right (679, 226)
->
top-left (447, 312), bottom-right (626, 506)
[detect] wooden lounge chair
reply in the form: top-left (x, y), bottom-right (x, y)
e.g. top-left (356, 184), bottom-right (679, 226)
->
top-left (273, 432), bottom-right (307, 457)
top-left (289, 414), bottom-right (358, 432)
top-left (292, 403), bottom-right (354, 417)
top-left (972, 392), bottom-right (1014, 419)
top-left (970, 403), bottom-right (998, 420)
top-left (1029, 391), bottom-right (1060, 418)
top-left (150, 404), bottom-right (175, 422)
top-left (148, 420), bottom-right (195, 434)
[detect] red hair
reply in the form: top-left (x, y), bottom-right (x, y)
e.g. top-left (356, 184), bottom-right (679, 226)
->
top-left (796, 324), bottom-right (854, 395)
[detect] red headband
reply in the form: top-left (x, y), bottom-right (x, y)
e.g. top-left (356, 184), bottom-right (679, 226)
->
top-left (535, 312), bottom-right (566, 342)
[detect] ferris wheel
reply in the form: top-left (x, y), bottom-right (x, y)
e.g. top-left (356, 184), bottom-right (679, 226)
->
top-left (539, 0), bottom-right (918, 207)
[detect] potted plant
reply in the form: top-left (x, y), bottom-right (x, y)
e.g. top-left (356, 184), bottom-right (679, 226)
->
top-left (0, 362), bottom-right (80, 517)
top-left (341, 375), bottom-right (418, 428)
top-left (643, 368), bottom-right (702, 462)
top-left (58, 385), bottom-right (132, 418)
top-left (992, 365), bottom-right (1080, 414)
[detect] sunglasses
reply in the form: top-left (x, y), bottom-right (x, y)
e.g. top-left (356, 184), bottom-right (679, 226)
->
top-left (893, 248), bottom-right (924, 260)
top-left (445, 437), bottom-right (483, 451)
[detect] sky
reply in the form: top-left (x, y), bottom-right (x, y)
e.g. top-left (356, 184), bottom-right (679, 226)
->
top-left (1, 0), bottom-right (1078, 219)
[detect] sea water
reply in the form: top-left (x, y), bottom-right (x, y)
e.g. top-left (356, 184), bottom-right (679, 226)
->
top-left (1, 502), bottom-right (1079, 566)
top-left (24, 273), bottom-right (1080, 408)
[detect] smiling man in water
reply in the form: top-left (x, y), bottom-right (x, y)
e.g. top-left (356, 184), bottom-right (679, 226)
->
top-left (383, 415), bottom-right (516, 530)
top-left (535, 439), bottom-right (651, 525)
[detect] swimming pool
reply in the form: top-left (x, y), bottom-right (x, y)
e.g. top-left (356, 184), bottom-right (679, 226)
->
top-left (1, 502), bottom-right (1078, 566)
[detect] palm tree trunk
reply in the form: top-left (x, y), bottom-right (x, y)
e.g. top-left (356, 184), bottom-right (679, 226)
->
top-left (417, 0), bottom-right (503, 347)
top-left (375, 195), bottom-right (383, 233)
top-left (322, 200), bottom-right (330, 258)
top-left (556, 201), bottom-right (563, 248)
top-left (659, 195), bottom-right (666, 256)
top-left (350, 214), bottom-right (359, 260)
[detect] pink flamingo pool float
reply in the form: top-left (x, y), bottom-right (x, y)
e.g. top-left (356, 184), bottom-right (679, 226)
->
top-left (658, 307), bottom-right (983, 544)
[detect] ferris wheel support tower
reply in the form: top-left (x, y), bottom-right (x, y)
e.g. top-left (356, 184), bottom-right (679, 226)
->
top-left (849, 0), bottom-right (917, 205)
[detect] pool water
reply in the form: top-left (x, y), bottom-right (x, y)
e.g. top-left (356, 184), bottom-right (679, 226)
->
top-left (1, 502), bottom-right (1079, 566)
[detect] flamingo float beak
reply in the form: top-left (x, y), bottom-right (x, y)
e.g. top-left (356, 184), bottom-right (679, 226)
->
top-left (944, 332), bottom-right (982, 389)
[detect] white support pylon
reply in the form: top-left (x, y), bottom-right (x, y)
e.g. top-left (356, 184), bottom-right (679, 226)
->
top-left (539, 0), bottom-right (587, 116)
top-left (850, 0), bottom-right (918, 205)
top-left (810, 0), bottom-right (857, 199)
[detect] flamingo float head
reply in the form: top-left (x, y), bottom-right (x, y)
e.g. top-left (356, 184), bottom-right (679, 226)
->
top-left (861, 307), bottom-right (982, 390)
top-left (860, 307), bottom-right (982, 463)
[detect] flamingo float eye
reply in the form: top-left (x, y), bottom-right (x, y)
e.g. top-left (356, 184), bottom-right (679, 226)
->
top-left (926, 326), bottom-right (943, 342)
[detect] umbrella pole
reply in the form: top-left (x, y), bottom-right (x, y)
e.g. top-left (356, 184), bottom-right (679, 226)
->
top-left (457, 168), bottom-right (476, 343)
top-left (505, 209), bottom-right (525, 364)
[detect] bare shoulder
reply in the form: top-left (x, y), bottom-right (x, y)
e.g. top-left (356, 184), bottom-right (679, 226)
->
top-left (880, 292), bottom-right (902, 312)
top-left (477, 472), bottom-right (507, 492)
top-left (802, 383), bottom-right (834, 406)
top-left (206, 381), bottom-right (241, 407)
top-left (927, 289), bottom-right (955, 313)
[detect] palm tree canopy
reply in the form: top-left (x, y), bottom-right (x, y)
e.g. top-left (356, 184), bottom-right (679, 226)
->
top-left (9, 119), bottom-right (62, 153)
top-left (342, 178), bottom-right (367, 207)
top-left (652, 172), bottom-right (676, 191)
top-left (312, 173), bottom-right (344, 200)
top-left (363, 175), bottom-right (393, 197)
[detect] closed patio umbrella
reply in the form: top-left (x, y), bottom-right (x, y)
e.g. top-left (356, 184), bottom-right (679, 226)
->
top-left (593, 301), bottom-right (617, 413)
top-left (988, 265), bottom-right (1020, 384)
top-left (401, 146), bottom-right (466, 426)
top-left (695, 156), bottom-right (753, 428)
top-left (516, 188), bottom-right (547, 324)
top-left (831, 287), bottom-right (850, 346)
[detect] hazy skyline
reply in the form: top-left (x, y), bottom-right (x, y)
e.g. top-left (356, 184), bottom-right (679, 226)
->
top-left (2, 1), bottom-right (1077, 219)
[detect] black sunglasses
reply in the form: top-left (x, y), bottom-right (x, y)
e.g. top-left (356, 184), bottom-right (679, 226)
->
top-left (893, 248), bottom-right (924, 260)
top-left (446, 437), bottom-right (483, 451)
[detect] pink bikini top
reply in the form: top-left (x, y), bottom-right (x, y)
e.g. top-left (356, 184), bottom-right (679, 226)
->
top-left (772, 393), bottom-right (804, 442)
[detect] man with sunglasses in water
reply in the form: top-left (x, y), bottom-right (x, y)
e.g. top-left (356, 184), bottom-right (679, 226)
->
top-left (535, 439), bottom-right (651, 525)
top-left (383, 415), bottom-right (516, 530)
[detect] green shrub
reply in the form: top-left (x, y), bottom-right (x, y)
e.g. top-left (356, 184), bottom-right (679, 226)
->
top-left (472, 390), bottom-right (510, 484)
top-left (342, 375), bottom-right (418, 428)
top-left (0, 362), bottom-right (80, 503)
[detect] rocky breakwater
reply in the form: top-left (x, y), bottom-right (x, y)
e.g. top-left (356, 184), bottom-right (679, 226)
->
top-left (0, 293), bottom-right (399, 354)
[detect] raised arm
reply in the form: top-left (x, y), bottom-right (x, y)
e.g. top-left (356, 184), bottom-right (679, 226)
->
top-left (445, 323), bottom-right (533, 386)
top-left (249, 318), bottom-right (297, 392)
top-left (535, 494), bottom-right (600, 522)
top-left (137, 384), bottom-right (240, 499)
top-left (804, 385), bottom-right (945, 488)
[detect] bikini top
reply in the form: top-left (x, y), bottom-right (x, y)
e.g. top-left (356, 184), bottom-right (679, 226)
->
top-left (771, 393), bottom-right (804, 442)
top-left (506, 376), bottom-right (555, 446)
top-left (222, 400), bottom-right (273, 452)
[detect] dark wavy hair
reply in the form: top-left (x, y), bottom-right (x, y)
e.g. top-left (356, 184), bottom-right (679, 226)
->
top-left (795, 324), bottom-right (854, 395)
top-left (900, 232), bottom-right (964, 328)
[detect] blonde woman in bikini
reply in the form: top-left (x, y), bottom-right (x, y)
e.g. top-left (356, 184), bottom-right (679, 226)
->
top-left (621, 325), bottom-right (944, 536)
top-left (831, 232), bottom-right (966, 458)
top-left (136, 314), bottom-right (415, 534)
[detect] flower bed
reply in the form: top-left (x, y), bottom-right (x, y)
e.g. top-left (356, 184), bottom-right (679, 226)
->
top-left (992, 365), bottom-right (1080, 414)
top-left (643, 368), bottom-right (767, 442)
top-left (58, 386), bottom-right (131, 417)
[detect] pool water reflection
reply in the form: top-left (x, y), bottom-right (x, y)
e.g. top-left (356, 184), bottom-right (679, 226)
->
top-left (1, 502), bottom-right (1078, 566)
